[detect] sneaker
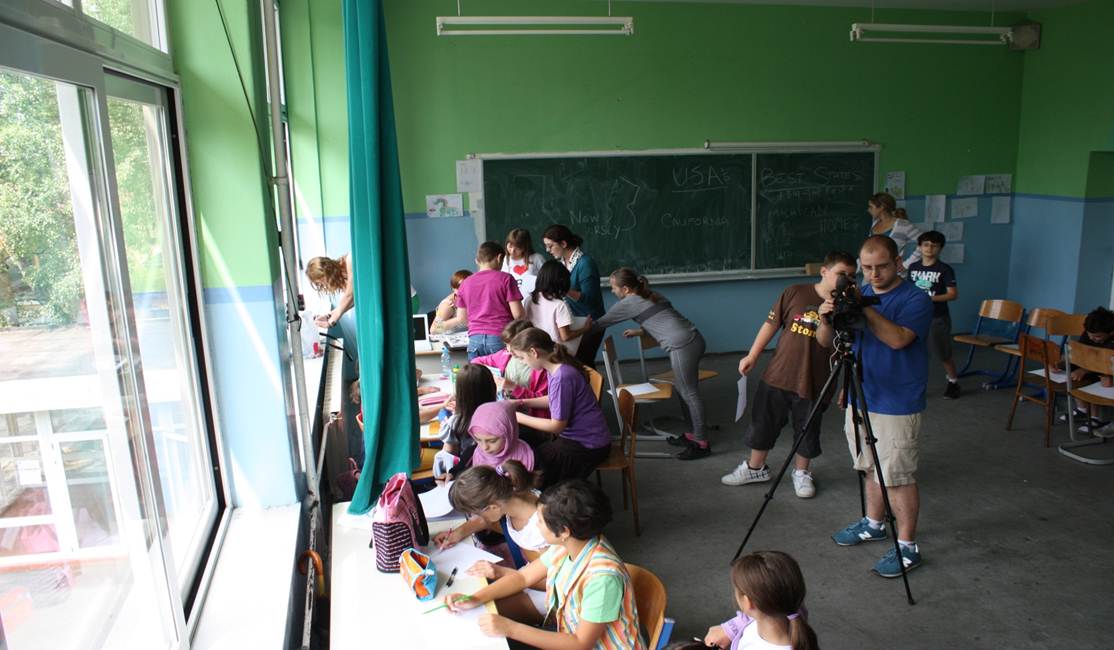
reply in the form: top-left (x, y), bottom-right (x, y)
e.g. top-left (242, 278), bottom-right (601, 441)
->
top-left (721, 463), bottom-right (770, 486)
top-left (676, 444), bottom-right (711, 461)
top-left (792, 470), bottom-right (816, 498)
top-left (873, 545), bottom-right (923, 578)
top-left (666, 433), bottom-right (693, 447)
top-left (943, 381), bottom-right (960, 400)
top-left (1058, 408), bottom-right (1088, 424)
top-left (1096, 422), bottom-right (1114, 439)
top-left (1078, 418), bottom-right (1110, 435)
top-left (832, 518), bottom-right (887, 546)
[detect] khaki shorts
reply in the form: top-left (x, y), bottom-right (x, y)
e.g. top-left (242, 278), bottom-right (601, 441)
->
top-left (844, 409), bottom-right (921, 486)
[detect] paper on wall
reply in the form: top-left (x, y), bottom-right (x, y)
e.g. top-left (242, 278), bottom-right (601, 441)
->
top-left (940, 243), bottom-right (965, 264)
top-left (456, 159), bottom-right (482, 193)
top-left (957, 175), bottom-right (986, 196)
top-left (937, 222), bottom-right (964, 242)
top-left (925, 194), bottom-right (946, 223)
top-left (985, 174), bottom-right (1012, 194)
top-left (885, 171), bottom-right (906, 200)
top-left (426, 194), bottom-right (464, 218)
top-left (991, 196), bottom-right (1012, 224)
top-left (951, 197), bottom-right (978, 219)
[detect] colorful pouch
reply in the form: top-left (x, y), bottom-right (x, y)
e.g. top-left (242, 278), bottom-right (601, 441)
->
top-left (399, 548), bottom-right (438, 601)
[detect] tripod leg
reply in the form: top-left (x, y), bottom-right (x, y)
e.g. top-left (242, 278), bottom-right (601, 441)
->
top-left (849, 368), bottom-right (917, 605)
top-left (845, 365), bottom-right (867, 519)
top-left (731, 360), bottom-right (845, 562)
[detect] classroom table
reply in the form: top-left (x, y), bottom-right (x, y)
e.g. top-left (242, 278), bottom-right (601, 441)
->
top-left (330, 503), bottom-right (509, 650)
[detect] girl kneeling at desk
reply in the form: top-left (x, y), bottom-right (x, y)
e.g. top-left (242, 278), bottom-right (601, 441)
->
top-left (507, 328), bottom-right (611, 489)
top-left (445, 480), bottom-right (644, 650)
top-left (472, 320), bottom-right (550, 418)
top-left (593, 268), bottom-right (710, 461)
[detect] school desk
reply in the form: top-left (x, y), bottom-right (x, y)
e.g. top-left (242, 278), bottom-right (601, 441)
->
top-left (330, 503), bottom-right (508, 649)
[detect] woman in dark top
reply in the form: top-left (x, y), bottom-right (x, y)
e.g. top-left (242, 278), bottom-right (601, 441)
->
top-left (541, 224), bottom-right (605, 365)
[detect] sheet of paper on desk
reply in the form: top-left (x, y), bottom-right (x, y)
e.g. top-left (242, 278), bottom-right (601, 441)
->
top-left (1080, 383), bottom-right (1114, 400)
top-left (615, 383), bottom-right (660, 397)
top-left (417, 598), bottom-right (503, 649)
top-left (1028, 368), bottom-right (1068, 384)
top-left (336, 508), bottom-right (375, 531)
top-left (419, 484), bottom-right (455, 519)
top-left (736, 375), bottom-right (747, 422)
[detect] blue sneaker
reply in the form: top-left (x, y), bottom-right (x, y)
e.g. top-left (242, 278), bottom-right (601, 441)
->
top-left (832, 518), bottom-right (887, 546)
top-left (873, 545), bottom-right (922, 578)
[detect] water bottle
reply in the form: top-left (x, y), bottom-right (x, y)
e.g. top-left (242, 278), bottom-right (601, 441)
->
top-left (451, 364), bottom-right (460, 385)
top-left (440, 344), bottom-right (451, 379)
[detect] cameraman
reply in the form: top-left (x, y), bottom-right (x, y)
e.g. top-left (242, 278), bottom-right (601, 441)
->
top-left (816, 235), bottom-right (933, 578)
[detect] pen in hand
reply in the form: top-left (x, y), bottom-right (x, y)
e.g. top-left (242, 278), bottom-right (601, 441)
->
top-left (423, 594), bottom-right (473, 614)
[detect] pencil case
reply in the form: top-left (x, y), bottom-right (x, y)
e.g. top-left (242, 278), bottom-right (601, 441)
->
top-left (399, 548), bottom-right (438, 601)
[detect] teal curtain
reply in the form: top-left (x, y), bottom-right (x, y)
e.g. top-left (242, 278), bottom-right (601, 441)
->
top-left (343, 0), bottom-right (418, 514)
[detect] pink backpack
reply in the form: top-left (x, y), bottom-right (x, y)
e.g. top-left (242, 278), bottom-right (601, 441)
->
top-left (370, 473), bottom-right (429, 572)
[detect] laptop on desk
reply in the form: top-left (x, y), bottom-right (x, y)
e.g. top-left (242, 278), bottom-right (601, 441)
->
top-left (413, 314), bottom-right (437, 354)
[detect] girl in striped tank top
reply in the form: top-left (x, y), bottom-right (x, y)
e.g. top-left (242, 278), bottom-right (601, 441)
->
top-left (445, 480), bottom-right (644, 649)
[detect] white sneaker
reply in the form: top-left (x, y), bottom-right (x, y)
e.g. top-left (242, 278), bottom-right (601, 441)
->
top-left (792, 470), bottom-right (816, 498)
top-left (721, 463), bottom-right (770, 486)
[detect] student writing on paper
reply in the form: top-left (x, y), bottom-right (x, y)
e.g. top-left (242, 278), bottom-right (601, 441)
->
top-left (507, 328), bottom-right (611, 488)
top-left (444, 480), bottom-right (645, 650)
top-left (591, 268), bottom-right (710, 460)
top-left (435, 364), bottom-right (498, 479)
top-left (525, 260), bottom-right (595, 357)
top-left (722, 252), bottom-right (855, 498)
top-left (542, 224), bottom-right (606, 364)
top-left (1061, 307), bottom-right (1114, 435)
top-left (472, 320), bottom-right (551, 418)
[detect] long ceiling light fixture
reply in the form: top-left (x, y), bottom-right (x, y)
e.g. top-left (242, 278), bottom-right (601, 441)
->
top-left (436, 0), bottom-right (633, 36)
top-left (849, 0), bottom-right (1039, 49)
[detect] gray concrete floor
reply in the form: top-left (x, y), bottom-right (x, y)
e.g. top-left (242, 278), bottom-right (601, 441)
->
top-left (599, 349), bottom-right (1114, 649)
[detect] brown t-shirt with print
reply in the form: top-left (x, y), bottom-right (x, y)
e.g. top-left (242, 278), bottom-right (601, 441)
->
top-left (761, 283), bottom-right (832, 401)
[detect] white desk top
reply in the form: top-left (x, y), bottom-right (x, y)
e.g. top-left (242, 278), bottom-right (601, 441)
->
top-left (330, 503), bottom-right (509, 650)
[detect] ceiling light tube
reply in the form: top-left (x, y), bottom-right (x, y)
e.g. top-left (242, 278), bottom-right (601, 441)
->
top-left (851, 22), bottom-right (1012, 45)
top-left (436, 16), bottom-right (634, 36)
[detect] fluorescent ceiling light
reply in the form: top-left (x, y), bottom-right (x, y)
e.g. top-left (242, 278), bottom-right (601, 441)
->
top-left (436, 16), bottom-right (633, 36)
top-left (850, 22), bottom-right (1013, 46)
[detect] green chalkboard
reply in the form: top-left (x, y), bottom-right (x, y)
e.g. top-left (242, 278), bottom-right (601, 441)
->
top-left (755, 152), bottom-right (875, 269)
top-left (482, 154), bottom-right (753, 276)
top-left (481, 149), bottom-right (875, 277)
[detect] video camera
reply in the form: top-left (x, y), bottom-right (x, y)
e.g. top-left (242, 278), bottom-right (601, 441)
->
top-left (828, 274), bottom-right (880, 332)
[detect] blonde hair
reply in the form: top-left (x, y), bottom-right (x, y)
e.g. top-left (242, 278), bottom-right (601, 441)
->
top-left (306, 256), bottom-right (347, 293)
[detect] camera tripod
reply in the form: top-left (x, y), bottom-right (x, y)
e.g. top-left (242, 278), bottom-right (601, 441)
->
top-left (731, 329), bottom-right (916, 605)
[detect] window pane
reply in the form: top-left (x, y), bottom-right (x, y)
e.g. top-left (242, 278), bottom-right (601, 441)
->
top-left (106, 90), bottom-right (217, 589)
top-left (82, 0), bottom-right (164, 51)
top-left (0, 68), bottom-right (173, 649)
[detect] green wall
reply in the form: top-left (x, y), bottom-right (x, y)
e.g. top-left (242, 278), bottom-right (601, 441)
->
top-left (285, 1), bottom-right (1028, 216)
top-left (1015, 0), bottom-right (1114, 198)
top-left (168, 0), bottom-right (279, 287)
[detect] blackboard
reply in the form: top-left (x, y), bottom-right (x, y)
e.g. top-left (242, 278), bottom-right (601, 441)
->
top-left (755, 152), bottom-right (876, 269)
top-left (481, 149), bottom-right (875, 278)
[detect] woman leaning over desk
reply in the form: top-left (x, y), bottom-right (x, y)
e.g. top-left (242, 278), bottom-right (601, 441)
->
top-left (542, 224), bottom-right (606, 365)
top-left (306, 255), bottom-right (353, 328)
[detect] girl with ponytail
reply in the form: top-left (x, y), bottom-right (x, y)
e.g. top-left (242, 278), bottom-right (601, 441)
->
top-left (594, 268), bottom-right (711, 460)
top-left (867, 192), bottom-right (923, 271)
top-left (507, 328), bottom-right (611, 488)
top-left (703, 551), bottom-right (819, 650)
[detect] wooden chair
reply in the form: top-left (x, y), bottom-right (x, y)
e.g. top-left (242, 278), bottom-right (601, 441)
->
top-left (626, 564), bottom-right (669, 650)
top-left (1006, 334), bottom-right (1064, 447)
top-left (1057, 341), bottom-right (1114, 466)
top-left (586, 367), bottom-right (604, 403)
top-left (953, 299), bottom-right (1026, 389)
top-left (995, 308), bottom-right (1065, 358)
top-left (596, 390), bottom-right (642, 535)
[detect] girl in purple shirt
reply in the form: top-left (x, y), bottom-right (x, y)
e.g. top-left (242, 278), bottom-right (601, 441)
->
top-left (507, 328), bottom-right (611, 488)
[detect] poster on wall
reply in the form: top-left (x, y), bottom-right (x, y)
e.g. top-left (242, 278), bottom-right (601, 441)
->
top-left (957, 175), bottom-right (986, 195)
top-left (991, 196), bottom-right (1012, 224)
top-left (951, 197), bottom-right (979, 219)
top-left (426, 193), bottom-right (464, 218)
top-left (925, 194), bottom-right (947, 223)
top-left (456, 159), bottom-right (482, 193)
top-left (985, 174), bottom-right (1012, 194)
top-left (885, 171), bottom-right (906, 200)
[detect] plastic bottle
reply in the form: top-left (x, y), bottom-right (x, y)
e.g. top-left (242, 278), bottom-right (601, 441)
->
top-left (440, 344), bottom-right (452, 379)
top-left (451, 364), bottom-right (460, 385)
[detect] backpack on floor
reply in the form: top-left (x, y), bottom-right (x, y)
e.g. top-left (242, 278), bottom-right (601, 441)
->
top-left (370, 473), bottom-right (429, 572)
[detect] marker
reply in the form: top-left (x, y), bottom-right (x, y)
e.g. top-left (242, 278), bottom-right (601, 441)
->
top-left (445, 567), bottom-right (458, 587)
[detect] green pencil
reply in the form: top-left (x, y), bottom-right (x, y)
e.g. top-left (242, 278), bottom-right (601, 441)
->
top-left (422, 594), bottom-right (473, 614)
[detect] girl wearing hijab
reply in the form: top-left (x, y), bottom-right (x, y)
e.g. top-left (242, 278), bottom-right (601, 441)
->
top-left (468, 401), bottom-right (536, 472)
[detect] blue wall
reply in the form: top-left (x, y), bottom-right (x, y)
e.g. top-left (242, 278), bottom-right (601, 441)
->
top-left (1076, 199), bottom-right (1114, 312)
top-left (1007, 195), bottom-right (1086, 312)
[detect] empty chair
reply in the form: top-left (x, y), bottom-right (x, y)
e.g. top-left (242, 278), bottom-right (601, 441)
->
top-left (1006, 333), bottom-right (1065, 447)
top-left (953, 299), bottom-right (1025, 389)
top-left (995, 307), bottom-right (1065, 358)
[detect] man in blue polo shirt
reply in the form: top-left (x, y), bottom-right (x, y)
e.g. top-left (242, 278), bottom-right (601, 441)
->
top-left (817, 235), bottom-right (933, 578)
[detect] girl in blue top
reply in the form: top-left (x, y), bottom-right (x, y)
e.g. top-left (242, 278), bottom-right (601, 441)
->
top-left (542, 224), bottom-right (606, 364)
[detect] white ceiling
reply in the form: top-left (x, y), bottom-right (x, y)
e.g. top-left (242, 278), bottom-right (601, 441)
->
top-left (618, 0), bottom-right (1085, 11)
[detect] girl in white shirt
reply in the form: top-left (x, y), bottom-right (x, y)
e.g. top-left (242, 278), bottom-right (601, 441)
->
top-left (524, 260), bottom-right (593, 355)
top-left (501, 228), bottom-right (547, 291)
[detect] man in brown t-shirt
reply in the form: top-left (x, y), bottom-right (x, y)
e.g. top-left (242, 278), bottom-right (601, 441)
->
top-left (721, 251), bottom-right (857, 497)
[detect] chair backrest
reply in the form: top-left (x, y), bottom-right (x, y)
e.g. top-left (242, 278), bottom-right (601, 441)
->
top-left (979, 299), bottom-right (1025, 323)
top-left (1018, 333), bottom-right (1060, 368)
top-left (1026, 307), bottom-right (1065, 331)
top-left (626, 564), bottom-right (667, 650)
top-left (617, 388), bottom-right (638, 462)
top-left (601, 336), bottom-right (625, 386)
top-left (1048, 314), bottom-right (1086, 338)
top-left (634, 333), bottom-right (660, 382)
top-left (586, 367), bottom-right (604, 403)
top-left (1067, 341), bottom-right (1114, 376)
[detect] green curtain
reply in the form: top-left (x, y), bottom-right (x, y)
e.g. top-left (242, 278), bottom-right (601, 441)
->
top-left (343, 0), bottom-right (418, 514)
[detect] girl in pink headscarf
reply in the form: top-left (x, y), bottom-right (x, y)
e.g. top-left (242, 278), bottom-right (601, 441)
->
top-left (468, 401), bottom-right (535, 472)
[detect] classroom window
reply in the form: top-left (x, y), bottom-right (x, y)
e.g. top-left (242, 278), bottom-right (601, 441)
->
top-left (81, 0), bottom-right (167, 51)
